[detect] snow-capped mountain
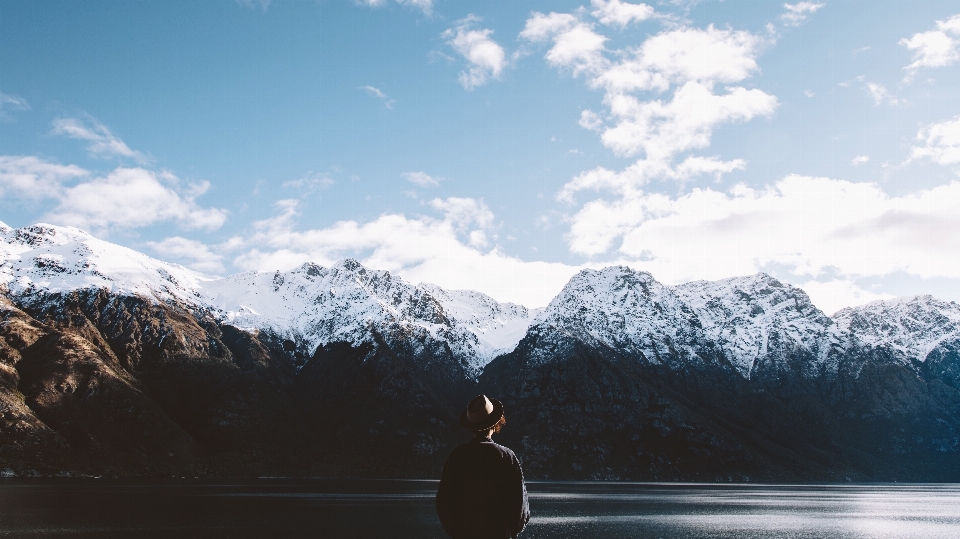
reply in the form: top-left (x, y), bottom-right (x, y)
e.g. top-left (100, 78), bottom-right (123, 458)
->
top-left (0, 223), bottom-right (209, 306)
top-left (0, 222), bottom-right (536, 376)
top-left (529, 266), bottom-right (847, 379)
top-left (834, 295), bottom-right (960, 363)
top-left (674, 273), bottom-right (844, 378)
top-left (3, 222), bottom-right (960, 379)
top-left (530, 266), bottom-right (707, 367)
top-left (205, 260), bottom-right (539, 376)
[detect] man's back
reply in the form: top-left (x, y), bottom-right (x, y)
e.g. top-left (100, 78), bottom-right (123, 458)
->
top-left (436, 434), bottom-right (529, 539)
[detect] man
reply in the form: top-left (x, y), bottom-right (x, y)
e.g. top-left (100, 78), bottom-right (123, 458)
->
top-left (436, 395), bottom-right (530, 539)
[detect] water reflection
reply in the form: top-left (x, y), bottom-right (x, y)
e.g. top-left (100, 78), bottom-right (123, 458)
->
top-left (1, 480), bottom-right (958, 538)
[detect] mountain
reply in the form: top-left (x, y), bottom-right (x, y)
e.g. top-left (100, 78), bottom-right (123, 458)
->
top-left (2, 222), bottom-right (960, 480)
top-left (481, 267), bottom-right (960, 480)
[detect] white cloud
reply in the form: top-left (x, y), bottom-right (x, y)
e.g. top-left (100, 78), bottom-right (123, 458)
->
top-left (567, 175), bottom-right (960, 292)
top-left (360, 85), bottom-right (396, 109)
top-left (864, 82), bottom-right (901, 106)
top-left (0, 155), bottom-right (87, 199)
top-left (52, 117), bottom-right (148, 163)
top-left (910, 115), bottom-right (960, 165)
top-left (900, 14), bottom-right (960, 80)
top-left (520, 12), bottom-right (608, 77)
top-left (590, 0), bottom-right (654, 28)
top-left (443, 17), bottom-right (506, 90)
top-left (599, 81), bottom-right (778, 159)
top-left (851, 155), bottom-right (870, 166)
top-left (579, 109), bottom-right (604, 131)
top-left (147, 236), bottom-right (225, 274)
top-left (799, 279), bottom-right (893, 316)
top-left (231, 198), bottom-right (580, 307)
top-left (0, 93), bottom-right (29, 120)
top-left (780, 2), bottom-right (825, 27)
top-left (47, 167), bottom-right (228, 232)
top-left (402, 171), bottom-right (441, 187)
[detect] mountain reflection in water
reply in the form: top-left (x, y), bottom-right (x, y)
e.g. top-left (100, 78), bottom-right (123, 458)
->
top-left (1, 480), bottom-right (958, 538)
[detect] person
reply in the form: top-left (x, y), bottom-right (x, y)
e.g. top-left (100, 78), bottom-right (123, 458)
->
top-left (436, 395), bottom-right (530, 539)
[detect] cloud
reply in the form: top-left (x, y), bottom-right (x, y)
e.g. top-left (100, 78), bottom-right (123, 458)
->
top-left (558, 155), bottom-right (745, 203)
top-left (590, 0), bottom-right (654, 28)
top-left (799, 279), bottom-right (893, 316)
top-left (360, 85), bottom-right (396, 108)
top-left (0, 93), bottom-right (29, 120)
top-left (851, 155), bottom-right (870, 166)
top-left (524, 19), bottom-right (776, 162)
top-left (283, 172), bottom-right (335, 193)
top-left (147, 236), bottom-right (225, 274)
top-left (567, 176), bottom-right (960, 295)
top-left (46, 167), bottom-right (228, 232)
top-left (395, 0), bottom-right (432, 16)
top-left (900, 14), bottom-right (960, 80)
top-left (443, 17), bottom-right (507, 90)
top-left (236, 0), bottom-right (270, 11)
top-left (780, 2), bottom-right (825, 27)
top-left (52, 117), bottom-right (148, 163)
top-left (520, 12), bottom-right (608, 77)
top-left (0, 155), bottom-right (87, 200)
top-left (0, 154), bottom-right (228, 232)
top-left (230, 198), bottom-right (580, 307)
top-left (864, 82), bottom-right (901, 106)
top-left (910, 115), bottom-right (960, 165)
top-left (599, 81), bottom-right (778, 159)
top-left (402, 171), bottom-right (441, 187)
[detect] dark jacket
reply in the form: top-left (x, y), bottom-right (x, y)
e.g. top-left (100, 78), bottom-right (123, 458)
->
top-left (436, 434), bottom-right (530, 539)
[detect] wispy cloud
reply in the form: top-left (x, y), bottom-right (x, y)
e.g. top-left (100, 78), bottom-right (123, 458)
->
top-left (236, 0), bottom-right (271, 11)
top-left (851, 155), bottom-right (870, 166)
top-left (0, 93), bottom-right (30, 121)
top-left (356, 0), bottom-right (432, 16)
top-left (864, 82), bottom-right (902, 106)
top-left (52, 116), bottom-right (149, 163)
top-left (443, 16), bottom-right (507, 90)
top-left (147, 236), bottom-right (225, 274)
top-left (402, 171), bottom-right (442, 187)
top-left (780, 2), bottom-right (825, 27)
top-left (395, 0), bottom-right (432, 16)
top-left (283, 171), bottom-right (335, 193)
top-left (360, 85), bottom-right (396, 109)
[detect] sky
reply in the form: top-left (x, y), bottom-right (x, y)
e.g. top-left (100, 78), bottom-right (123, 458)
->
top-left (3, 0), bottom-right (960, 314)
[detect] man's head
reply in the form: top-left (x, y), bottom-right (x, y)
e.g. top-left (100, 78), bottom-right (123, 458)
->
top-left (459, 394), bottom-right (505, 434)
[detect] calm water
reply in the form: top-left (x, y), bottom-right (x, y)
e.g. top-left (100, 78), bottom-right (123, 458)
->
top-left (1, 479), bottom-right (959, 538)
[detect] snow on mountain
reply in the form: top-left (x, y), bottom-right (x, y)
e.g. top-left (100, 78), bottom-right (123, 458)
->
top-left (0, 222), bottom-right (210, 307)
top-left (674, 273), bottom-right (843, 378)
top-left (196, 260), bottom-right (538, 375)
top-left (417, 283), bottom-right (541, 358)
top-left (5, 222), bottom-right (960, 379)
top-left (531, 266), bottom-right (708, 367)
top-left (834, 295), bottom-right (960, 362)
top-left (0, 224), bottom-right (538, 375)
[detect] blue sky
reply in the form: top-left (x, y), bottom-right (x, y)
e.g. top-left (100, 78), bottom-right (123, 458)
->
top-left (3, 0), bottom-right (960, 312)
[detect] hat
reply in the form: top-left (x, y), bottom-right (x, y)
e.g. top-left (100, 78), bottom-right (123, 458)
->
top-left (459, 395), bottom-right (504, 432)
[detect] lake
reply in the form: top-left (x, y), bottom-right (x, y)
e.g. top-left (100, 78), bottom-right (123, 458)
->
top-left (1, 479), bottom-right (959, 538)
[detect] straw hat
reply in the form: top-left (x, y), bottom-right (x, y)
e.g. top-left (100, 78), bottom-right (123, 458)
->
top-left (459, 394), bottom-right (504, 432)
